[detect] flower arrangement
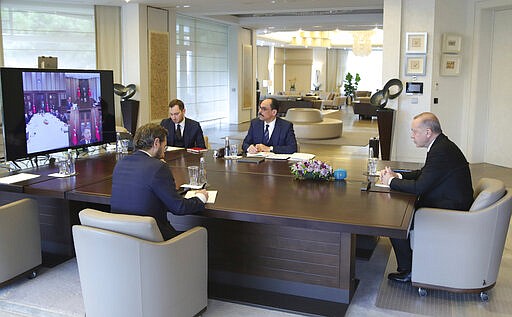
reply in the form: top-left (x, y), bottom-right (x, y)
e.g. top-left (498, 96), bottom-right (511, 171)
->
top-left (290, 159), bottom-right (334, 181)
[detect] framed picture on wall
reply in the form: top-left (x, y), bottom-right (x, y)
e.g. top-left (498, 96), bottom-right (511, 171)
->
top-left (405, 55), bottom-right (426, 76)
top-left (442, 33), bottom-right (462, 53)
top-left (405, 32), bottom-right (428, 54)
top-left (440, 54), bottom-right (461, 76)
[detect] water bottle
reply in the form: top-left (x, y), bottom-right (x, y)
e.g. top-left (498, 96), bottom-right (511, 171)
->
top-left (116, 132), bottom-right (122, 153)
top-left (199, 157), bottom-right (207, 185)
top-left (367, 147), bottom-right (377, 176)
top-left (67, 149), bottom-right (76, 175)
top-left (224, 136), bottom-right (230, 157)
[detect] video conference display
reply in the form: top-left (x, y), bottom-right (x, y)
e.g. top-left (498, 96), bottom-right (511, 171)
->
top-left (0, 68), bottom-right (115, 161)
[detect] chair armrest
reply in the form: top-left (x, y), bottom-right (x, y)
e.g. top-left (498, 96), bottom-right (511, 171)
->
top-left (140, 226), bottom-right (208, 317)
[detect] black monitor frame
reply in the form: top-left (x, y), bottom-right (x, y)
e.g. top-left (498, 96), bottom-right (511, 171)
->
top-left (0, 67), bottom-right (116, 162)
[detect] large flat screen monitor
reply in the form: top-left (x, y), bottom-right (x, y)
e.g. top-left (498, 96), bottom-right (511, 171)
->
top-left (0, 67), bottom-right (116, 161)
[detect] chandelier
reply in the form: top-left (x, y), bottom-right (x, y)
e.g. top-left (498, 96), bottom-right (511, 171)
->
top-left (352, 30), bottom-right (375, 57)
top-left (257, 29), bottom-right (382, 52)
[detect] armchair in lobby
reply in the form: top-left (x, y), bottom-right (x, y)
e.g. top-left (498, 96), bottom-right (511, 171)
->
top-left (73, 209), bottom-right (207, 317)
top-left (0, 198), bottom-right (41, 284)
top-left (410, 178), bottom-right (512, 300)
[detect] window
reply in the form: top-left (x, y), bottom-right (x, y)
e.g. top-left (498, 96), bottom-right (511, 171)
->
top-left (1, 1), bottom-right (96, 69)
top-left (176, 15), bottom-right (229, 122)
top-left (345, 50), bottom-right (383, 93)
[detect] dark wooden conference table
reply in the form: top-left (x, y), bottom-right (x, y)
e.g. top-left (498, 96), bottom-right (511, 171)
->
top-left (0, 149), bottom-right (417, 316)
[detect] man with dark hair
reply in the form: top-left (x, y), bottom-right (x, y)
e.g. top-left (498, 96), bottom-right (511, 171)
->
top-left (380, 112), bottom-right (473, 283)
top-left (111, 123), bottom-right (208, 239)
top-left (160, 99), bottom-right (206, 148)
top-left (242, 98), bottom-right (298, 154)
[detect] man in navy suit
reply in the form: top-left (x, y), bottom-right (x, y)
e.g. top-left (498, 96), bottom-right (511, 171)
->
top-left (111, 123), bottom-right (208, 240)
top-left (380, 112), bottom-right (473, 283)
top-left (160, 99), bottom-right (206, 148)
top-left (242, 98), bottom-right (297, 154)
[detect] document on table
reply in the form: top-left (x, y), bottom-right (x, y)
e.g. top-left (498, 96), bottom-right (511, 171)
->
top-left (185, 190), bottom-right (218, 203)
top-left (166, 146), bottom-right (184, 151)
top-left (288, 153), bottom-right (316, 161)
top-left (265, 153), bottom-right (290, 160)
top-left (246, 152), bottom-right (271, 158)
top-left (0, 173), bottom-right (40, 184)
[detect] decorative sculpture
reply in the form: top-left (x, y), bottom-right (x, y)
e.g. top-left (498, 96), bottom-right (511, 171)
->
top-left (113, 83), bottom-right (137, 101)
top-left (114, 83), bottom-right (138, 136)
top-left (370, 78), bottom-right (403, 109)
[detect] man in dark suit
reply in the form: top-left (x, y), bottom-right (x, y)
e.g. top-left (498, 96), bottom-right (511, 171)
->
top-left (111, 123), bottom-right (208, 240)
top-left (160, 99), bottom-right (206, 148)
top-left (242, 98), bottom-right (298, 154)
top-left (380, 112), bottom-right (473, 282)
top-left (79, 127), bottom-right (93, 145)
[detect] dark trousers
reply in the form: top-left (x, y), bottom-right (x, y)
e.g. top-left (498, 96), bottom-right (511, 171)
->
top-left (390, 237), bottom-right (412, 272)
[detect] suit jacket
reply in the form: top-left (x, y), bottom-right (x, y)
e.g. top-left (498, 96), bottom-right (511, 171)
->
top-left (242, 117), bottom-right (298, 154)
top-left (390, 133), bottom-right (473, 211)
top-left (110, 150), bottom-right (205, 239)
top-left (160, 117), bottom-right (206, 148)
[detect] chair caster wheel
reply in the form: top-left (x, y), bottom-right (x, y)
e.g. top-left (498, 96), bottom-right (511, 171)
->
top-left (418, 287), bottom-right (427, 297)
top-left (27, 270), bottom-right (37, 279)
top-left (480, 291), bottom-right (489, 302)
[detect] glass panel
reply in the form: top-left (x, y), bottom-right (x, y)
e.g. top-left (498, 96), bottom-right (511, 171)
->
top-left (1, 1), bottom-right (96, 69)
top-left (176, 14), bottom-right (229, 122)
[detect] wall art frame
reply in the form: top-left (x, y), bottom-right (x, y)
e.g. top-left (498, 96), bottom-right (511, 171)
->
top-left (405, 32), bottom-right (428, 54)
top-left (442, 33), bottom-right (462, 53)
top-left (405, 55), bottom-right (426, 76)
top-left (440, 54), bottom-right (461, 76)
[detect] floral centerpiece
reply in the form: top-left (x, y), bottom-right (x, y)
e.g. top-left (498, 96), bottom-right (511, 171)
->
top-left (290, 159), bottom-right (334, 181)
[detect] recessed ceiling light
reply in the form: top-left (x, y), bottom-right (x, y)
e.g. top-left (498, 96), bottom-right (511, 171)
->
top-left (183, 5), bottom-right (190, 8)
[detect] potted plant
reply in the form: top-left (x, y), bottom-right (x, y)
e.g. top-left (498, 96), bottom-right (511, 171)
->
top-left (343, 72), bottom-right (361, 104)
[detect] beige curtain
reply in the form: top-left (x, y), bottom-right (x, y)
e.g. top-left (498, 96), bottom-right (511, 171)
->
top-left (95, 5), bottom-right (122, 125)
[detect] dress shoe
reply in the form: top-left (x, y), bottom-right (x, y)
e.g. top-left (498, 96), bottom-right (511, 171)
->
top-left (387, 270), bottom-right (411, 283)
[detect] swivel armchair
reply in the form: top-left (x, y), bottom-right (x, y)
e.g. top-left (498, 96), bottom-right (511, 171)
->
top-left (411, 178), bottom-right (512, 300)
top-left (0, 198), bottom-right (41, 284)
top-left (73, 209), bottom-right (207, 317)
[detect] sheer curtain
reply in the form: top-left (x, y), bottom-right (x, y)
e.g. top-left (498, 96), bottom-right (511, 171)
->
top-left (95, 5), bottom-right (122, 125)
top-left (176, 15), bottom-right (229, 122)
top-left (1, 0), bottom-right (95, 69)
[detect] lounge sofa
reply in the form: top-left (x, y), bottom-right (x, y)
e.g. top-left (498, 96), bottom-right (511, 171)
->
top-left (285, 108), bottom-right (342, 139)
top-left (352, 100), bottom-right (378, 119)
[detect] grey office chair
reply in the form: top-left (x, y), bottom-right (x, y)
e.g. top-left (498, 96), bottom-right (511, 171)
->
top-left (0, 198), bottom-right (41, 284)
top-left (411, 178), bottom-right (512, 301)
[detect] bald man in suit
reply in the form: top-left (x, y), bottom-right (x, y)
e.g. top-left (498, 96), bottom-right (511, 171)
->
top-left (380, 112), bottom-right (473, 283)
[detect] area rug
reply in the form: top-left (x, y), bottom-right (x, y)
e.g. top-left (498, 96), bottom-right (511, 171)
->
top-left (227, 130), bottom-right (377, 147)
top-left (375, 251), bottom-right (512, 317)
top-left (0, 259), bottom-right (84, 317)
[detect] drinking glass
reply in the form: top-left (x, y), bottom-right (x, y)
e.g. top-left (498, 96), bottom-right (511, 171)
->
top-left (188, 166), bottom-right (200, 186)
top-left (229, 144), bottom-right (238, 157)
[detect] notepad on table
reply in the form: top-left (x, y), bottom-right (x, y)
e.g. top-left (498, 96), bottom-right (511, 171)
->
top-left (185, 190), bottom-right (217, 203)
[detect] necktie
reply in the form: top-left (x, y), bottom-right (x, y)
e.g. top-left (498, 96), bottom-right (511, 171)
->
top-left (264, 124), bottom-right (270, 144)
top-left (176, 124), bottom-right (182, 140)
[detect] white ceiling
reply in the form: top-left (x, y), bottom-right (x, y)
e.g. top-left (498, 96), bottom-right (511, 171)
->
top-left (62, 0), bottom-right (384, 32)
